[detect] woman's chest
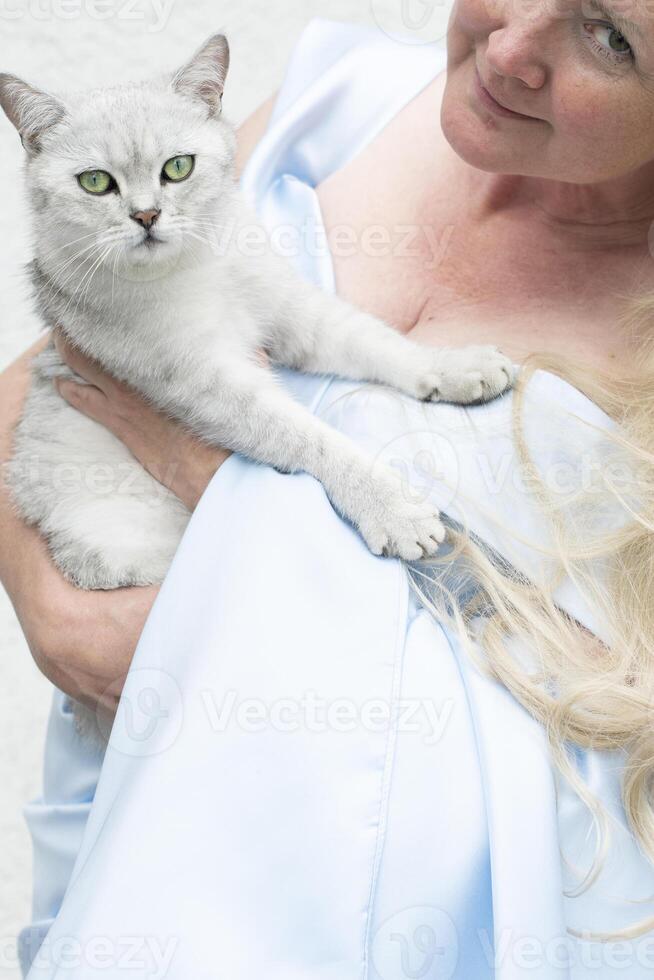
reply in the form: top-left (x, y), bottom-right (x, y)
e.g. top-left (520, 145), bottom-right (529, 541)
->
top-left (315, 95), bottom-right (649, 366)
top-left (318, 175), bottom-right (640, 362)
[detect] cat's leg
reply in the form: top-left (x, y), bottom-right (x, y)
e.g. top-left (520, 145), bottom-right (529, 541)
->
top-left (176, 361), bottom-right (445, 560)
top-left (268, 278), bottom-right (515, 404)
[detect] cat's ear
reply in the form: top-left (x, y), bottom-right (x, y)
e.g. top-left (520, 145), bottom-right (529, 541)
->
top-left (0, 74), bottom-right (65, 155)
top-left (172, 34), bottom-right (230, 117)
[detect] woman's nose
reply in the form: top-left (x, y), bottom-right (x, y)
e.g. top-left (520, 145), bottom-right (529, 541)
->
top-left (485, 15), bottom-right (549, 90)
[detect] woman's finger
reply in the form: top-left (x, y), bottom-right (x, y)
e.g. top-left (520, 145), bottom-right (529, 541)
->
top-left (56, 378), bottom-right (111, 426)
top-left (53, 328), bottom-right (118, 395)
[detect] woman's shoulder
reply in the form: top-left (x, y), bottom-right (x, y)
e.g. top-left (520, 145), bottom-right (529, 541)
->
top-left (241, 18), bottom-right (447, 199)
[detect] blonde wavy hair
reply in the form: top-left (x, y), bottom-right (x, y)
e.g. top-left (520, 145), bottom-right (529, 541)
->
top-left (406, 298), bottom-right (654, 941)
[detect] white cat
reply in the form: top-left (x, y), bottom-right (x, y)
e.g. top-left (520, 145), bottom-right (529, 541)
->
top-left (0, 34), bottom-right (513, 590)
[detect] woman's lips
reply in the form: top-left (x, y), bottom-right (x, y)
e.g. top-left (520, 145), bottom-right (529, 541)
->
top-left (473, 67), bottom-right (539, 121)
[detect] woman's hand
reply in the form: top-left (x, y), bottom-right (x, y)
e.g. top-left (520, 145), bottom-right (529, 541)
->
top-left (53, 330), bottom-right (231, 511)
top-left (0, 337), bottom-right (159, 717)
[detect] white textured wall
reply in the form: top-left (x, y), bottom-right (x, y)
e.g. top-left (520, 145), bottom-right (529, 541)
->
top-left (0, 0), bottom-right (454, 975)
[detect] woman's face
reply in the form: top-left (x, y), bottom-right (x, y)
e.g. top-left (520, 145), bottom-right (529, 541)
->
top-left (442, 0), bottom-right (654, 183)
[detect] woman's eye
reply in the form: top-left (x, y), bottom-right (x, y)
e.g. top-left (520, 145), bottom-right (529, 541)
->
top-left (162, 155), bottom-right (195, 182)
top-left (77, 170), bottom-right (116, 195)
top-left (584, 22), bottom-right (633, 62)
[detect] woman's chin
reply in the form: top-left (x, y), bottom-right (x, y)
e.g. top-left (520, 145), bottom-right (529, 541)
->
top-left (441, 101), bottom-right (528, 175)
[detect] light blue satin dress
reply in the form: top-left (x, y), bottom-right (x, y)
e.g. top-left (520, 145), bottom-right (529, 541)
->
top-left (19, 18), bottom-right (654, 980)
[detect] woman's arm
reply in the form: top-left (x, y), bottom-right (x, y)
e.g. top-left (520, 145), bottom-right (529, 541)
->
top-left (0, 93), bottom-right (277, 713)
top-left (0, 338), bottom-right (161, 715)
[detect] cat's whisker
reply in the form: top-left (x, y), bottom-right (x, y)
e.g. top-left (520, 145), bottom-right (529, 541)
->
top-left (43, 231), bottom-right (126, 285)
top-left (32, 242), bottom-right (108, 312)
top-left (181, 219), bottom-right (258, 256)
top-left (38, 229), bottom-right (108, 260)
top-left (34, 234), bottom-right (108, 285)
top-left (180, 219), bottom-right (234, 236)
top-left (181, 236), bottom-right (205, 264)
top-left (77, 245), bottom-right (116, 314)
top-left (178, 229), bottom-right (223, 253)
top-left (44, 242), bottom-right (111, 305)
top-left (61, 244), bottom-right (113, 320)
top-left (37, 234), bottom-right (126, 289)
top-left (178, 239), bottom-right (194, 266)
top-left (73, 262), bottom-right (107, 317)
top-left (176, 216), bottom-right (234, 238)
top-left (42, 239), bottom-right (110, 285)
top-left (110, 243), bottom-right (123, 307)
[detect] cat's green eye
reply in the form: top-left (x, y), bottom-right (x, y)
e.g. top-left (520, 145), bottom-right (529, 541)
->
top-left (162, 155), bottom-right (195, 183)
top-left (78, 170), bottom-right (115, 195)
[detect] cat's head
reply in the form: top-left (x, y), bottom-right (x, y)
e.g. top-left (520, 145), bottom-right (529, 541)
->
top-left (0, 34), bottom-right (235, 277)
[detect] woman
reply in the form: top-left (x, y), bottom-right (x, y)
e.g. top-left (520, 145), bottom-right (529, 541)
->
top-left (5, 5), bottom-right (654, 977)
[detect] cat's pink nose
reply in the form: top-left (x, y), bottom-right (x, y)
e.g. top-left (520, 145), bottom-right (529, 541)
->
top-left (131, 209), bottom-right (160, 230)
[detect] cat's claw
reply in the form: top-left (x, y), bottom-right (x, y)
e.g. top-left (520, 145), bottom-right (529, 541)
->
top-left (355, 472), bottom-right (446, 561)
top-left (414, 345), bottom-right (516, 405)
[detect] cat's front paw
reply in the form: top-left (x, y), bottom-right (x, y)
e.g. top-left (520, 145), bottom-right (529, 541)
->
top-left (356, 471), bottom-right (446, 561)
top-left (416, 346), bottom-right (515, 405)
